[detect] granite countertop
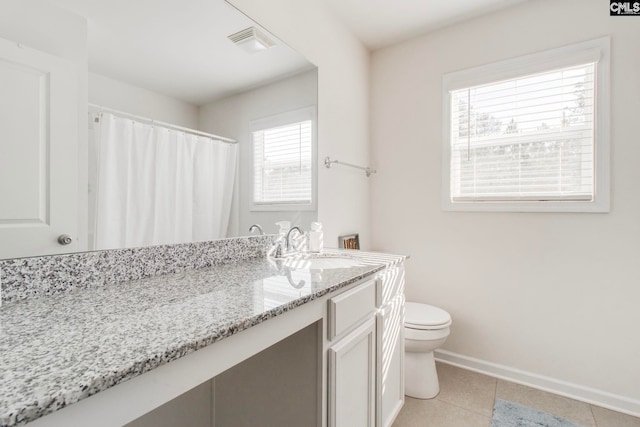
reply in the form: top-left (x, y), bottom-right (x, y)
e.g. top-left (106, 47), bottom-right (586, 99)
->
top-left (0, 250), bottom-right (405, 427)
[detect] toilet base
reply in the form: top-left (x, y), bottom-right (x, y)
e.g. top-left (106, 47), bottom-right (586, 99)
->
top-left (405, 350), bottom-right (440, 399)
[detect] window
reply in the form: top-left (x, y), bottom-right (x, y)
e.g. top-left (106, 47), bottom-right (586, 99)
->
top-left (251, 107), bottom-right (316, 211)
top-left (442, 38), bottom-right (610, 212)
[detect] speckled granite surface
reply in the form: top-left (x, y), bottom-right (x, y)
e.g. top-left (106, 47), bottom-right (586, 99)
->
top-left (0, 235), bottom-right (276, 304)
top-left (0, 249), bottom-right (405, 427)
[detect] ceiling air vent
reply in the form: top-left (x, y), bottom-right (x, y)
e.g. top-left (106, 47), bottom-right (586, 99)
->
top-left (228, 27), bottom-right (275, 53)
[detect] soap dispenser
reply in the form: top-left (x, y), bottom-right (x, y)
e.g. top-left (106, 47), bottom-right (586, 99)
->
top-left (308, 222), bottom-right (323, 253)
top-left (271, 221), bottom-right (291, 257)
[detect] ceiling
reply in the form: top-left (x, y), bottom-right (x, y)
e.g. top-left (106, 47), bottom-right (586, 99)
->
top-left (323, 0), bottom-right (527, 50)
top-left (42, 0), bottom-right (527, 104)
top-left (46, 0), bottom-right (314, 106)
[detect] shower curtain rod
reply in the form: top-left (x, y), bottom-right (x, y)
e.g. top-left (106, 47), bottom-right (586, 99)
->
top-left (88, 104), bottom-right (237, 144)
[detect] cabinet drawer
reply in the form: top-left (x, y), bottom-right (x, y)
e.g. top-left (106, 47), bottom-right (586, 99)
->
top-left (328, 279), bottom-right (376, 340)
top-left (376, 266), bottom-right (405, 307)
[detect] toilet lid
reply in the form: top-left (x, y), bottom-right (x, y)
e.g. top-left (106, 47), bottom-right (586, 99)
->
top-left (405, 302), bottom-right (451, 329)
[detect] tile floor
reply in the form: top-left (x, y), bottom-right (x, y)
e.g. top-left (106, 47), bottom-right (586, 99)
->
top-left (393, 362), bottom-right (640, 427)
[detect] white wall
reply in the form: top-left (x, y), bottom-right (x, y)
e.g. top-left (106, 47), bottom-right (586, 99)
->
top-left (199, 70), bottom-right (318, 237)
top-left (89, 73), bottom-right (200, 130)
top-left (227, 0), bottom-right (371, 249)
top-left (371, 0), bottom-right (640, 412)
top-left (0, 1), bottom-right (86, 63)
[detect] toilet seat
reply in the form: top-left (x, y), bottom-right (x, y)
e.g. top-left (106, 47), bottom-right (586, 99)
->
top-left (405, 302), bottom-right (451, 330)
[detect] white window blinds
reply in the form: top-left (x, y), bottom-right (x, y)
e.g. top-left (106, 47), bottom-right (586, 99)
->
top-left (450, 62), bottom-right (596, 202)
top-left (253, 120), bottom-right (312, 205)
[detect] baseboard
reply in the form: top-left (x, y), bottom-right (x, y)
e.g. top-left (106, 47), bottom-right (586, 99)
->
top-left (434, 349), bottom-right (640, 418)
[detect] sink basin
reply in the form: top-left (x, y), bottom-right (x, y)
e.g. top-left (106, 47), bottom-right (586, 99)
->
top-left (279, 255), bottom-right (365, 270)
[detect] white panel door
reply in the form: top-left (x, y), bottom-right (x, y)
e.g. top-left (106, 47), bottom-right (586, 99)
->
top-left (0, 36), bottom-right (79, 258)
top-left (328, 317), bottom-right (376, 427)
top-left (377, 295), bottom-right (405, 427)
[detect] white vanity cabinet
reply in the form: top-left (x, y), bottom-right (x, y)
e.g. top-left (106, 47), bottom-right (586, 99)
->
top-left (21, 256), bottom-right (407, 427)
top-left (327, 279), bottom-right (377, 427)
top-left (326, 263), bottom-right (406, 427)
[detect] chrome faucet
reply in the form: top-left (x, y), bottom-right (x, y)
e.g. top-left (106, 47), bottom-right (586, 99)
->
top-left (248, 224), bottom-right (264, 235)
top-left (286, 226), bottom-right (303, 252)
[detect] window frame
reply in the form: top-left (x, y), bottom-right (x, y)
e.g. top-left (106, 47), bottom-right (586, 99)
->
top-left (249, 106), bottom-right (317, 212)
top-left (441, 37), bottom-right (610, 213)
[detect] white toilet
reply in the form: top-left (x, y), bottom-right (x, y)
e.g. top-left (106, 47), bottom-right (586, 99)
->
top-left (404, 302), bottom-right (452, 399)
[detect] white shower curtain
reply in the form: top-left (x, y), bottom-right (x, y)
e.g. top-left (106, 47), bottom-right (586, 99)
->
top-left (93, 113), bottom-right (237, 250)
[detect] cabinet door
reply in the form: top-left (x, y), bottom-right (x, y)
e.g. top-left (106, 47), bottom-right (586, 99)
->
top-left (0, 36), bottom-right (79, 258)
top-left (328, 317), bottom-right (376, 427)
top-left (377, 295), bottom-right (405, 427)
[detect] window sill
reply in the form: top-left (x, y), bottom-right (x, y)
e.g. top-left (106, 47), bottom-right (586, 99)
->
top-left (250, 202), bottom-right (316, 212)
top-left (441, 199), bottom-right (609, 213)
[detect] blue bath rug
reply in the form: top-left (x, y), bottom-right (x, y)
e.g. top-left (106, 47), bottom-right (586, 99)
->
top-left (491, 399), bottom-right (585, 427)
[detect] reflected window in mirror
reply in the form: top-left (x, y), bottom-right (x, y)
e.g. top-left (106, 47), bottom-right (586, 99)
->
top-left (250, 107), bottom-right (317, 212)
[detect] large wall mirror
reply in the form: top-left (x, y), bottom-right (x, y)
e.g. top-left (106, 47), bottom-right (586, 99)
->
top-left (0, 0), bottom-right (318, 259)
